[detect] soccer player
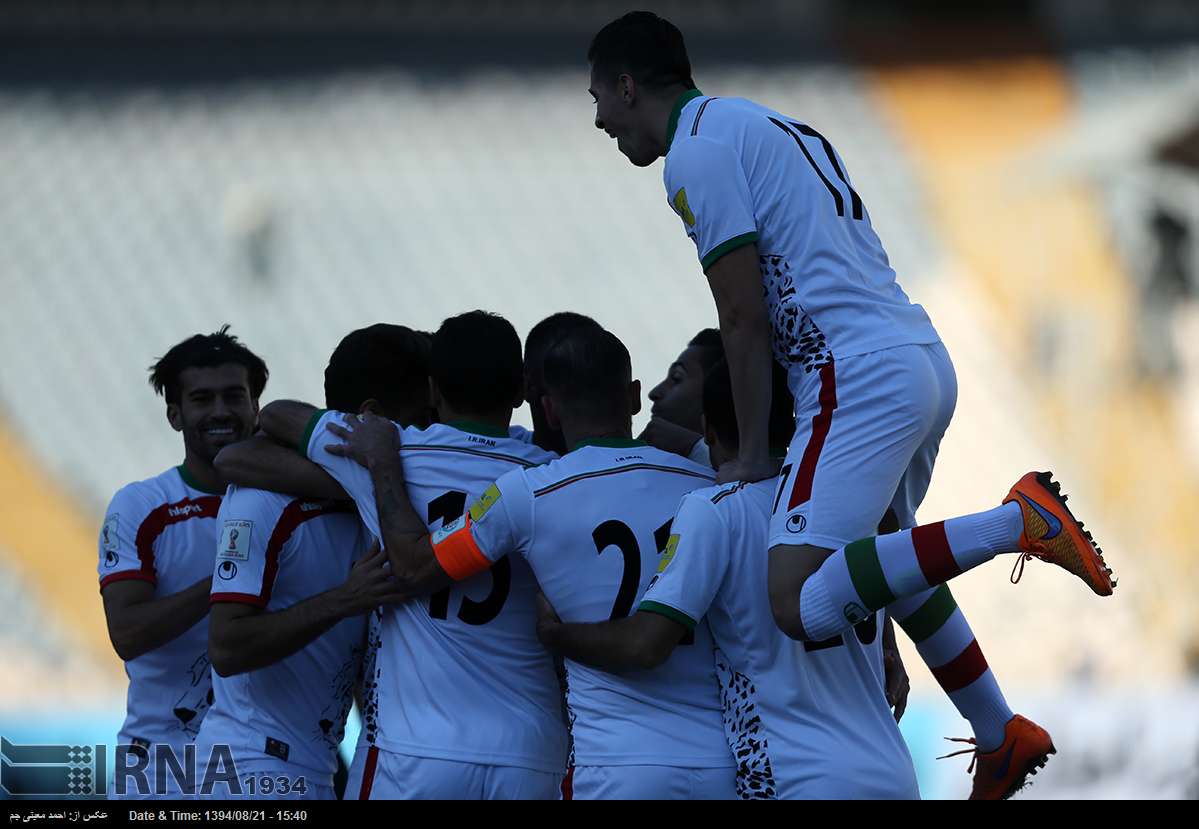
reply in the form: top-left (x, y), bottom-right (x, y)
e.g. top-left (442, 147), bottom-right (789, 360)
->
top-left (327, 326), bottom-right (735, 800)
top-left (522, 311), bottom-right (603, 454)
top-left (586, 11), bottom-right (1115, 797)
top-left (194, 324), bottom-right (430, 800)
top-left (639, 328), bottom-right (725, 465)
top-left (249, 311), bottom-right (569, 800)
top-left (538, 358), bottom-right (919, 799)
top-left (99, 327), bottom-right (268, 798)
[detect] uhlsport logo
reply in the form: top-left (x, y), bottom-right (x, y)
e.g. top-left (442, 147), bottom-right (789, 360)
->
top-left (842, 602), bottom-right (869, 625)
top-left (786, 512), bottom-right (807, 533)
top-left (168, 503), bottom-right (205, 519)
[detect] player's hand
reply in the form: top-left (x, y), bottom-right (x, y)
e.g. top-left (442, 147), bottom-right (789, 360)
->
top-left (324, 412), bottom-right (401, 469)
top-left (333, 542), bottom-right (409, 616)
top-left (715, 456), bottom-right (781, 484)
top-left (638, 417), bottom-right (703, 459)
top-left (535, 592), bottom-right (562, 648)
top-left (883, 641), bottom-right (910, 723)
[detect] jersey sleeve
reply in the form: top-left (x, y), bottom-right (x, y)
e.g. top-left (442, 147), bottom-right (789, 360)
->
top-left (304, 409), bottom-right (387, 541)
top-left (664, 136), bottom-right (759, 271)
top-left (209, 487), bottom-right (281, 607)
top-left (638, 492), bottom-right (730, 630)
top-left (429, 469), bottom-right (533, 582)
top-left (98, 484), bottom-right (161, 588)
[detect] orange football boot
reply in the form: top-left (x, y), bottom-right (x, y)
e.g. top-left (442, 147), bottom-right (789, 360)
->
top-left (1003, 471), bottom-right (1115, 596)
top-left (940, 714), bottom-right (1056, 800)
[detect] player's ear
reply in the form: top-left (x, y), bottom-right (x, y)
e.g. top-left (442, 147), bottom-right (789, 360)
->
top-left (628, 379), bottom-right (642, 418)
top-left (619, 73), bottom-right (635, 105)
top-left (166, 403), bottom-right (184, 432)
top-left (541, 395), bottom-right (561, 431)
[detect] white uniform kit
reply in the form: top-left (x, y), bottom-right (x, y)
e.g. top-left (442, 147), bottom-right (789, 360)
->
top-left (98, 466), bottom-right (223, 799)
top-left (640, 479), bottom-right (920, 799)
top-left (195, 487), bottom-right (371, 800)
top-left (663, 90), bottom-right (954, 550)
top-left (431, 439), bottom-right (736, 800)
top-left (304, 412), bottom-right (568, 800)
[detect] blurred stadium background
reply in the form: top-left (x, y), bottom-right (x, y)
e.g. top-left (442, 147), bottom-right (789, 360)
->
top-left (1, 0), bottom-right (1198, 799)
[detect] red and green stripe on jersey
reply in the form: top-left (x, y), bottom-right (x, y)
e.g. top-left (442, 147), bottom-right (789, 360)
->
top-left (210, 499), bottom-right (355, 606)
top-left (100, 495), bottom-right (221, 588)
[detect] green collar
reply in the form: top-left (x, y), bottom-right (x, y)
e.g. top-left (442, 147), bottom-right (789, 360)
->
top-left (446, 420), bottom-right (510, 439)
top-left (665, 88), bottom-right (704, 149)
top-left (570, 437), bottom-right (647, 452)
top-left (177, 464), bottom-right (223, 495)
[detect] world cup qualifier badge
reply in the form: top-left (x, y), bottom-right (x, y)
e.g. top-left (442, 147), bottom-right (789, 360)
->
top-left (218, 519), bottom-right (253, 561)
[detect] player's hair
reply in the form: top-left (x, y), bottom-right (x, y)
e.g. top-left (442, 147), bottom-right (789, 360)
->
top-left (542, 326), bottom-right (633, 423)
top-left (588, 11), bottom-right (695, 92)
top-left (148, 325), bottom-right (269, 405)
top-left (523, 312), bottom-right (604, 400)
top-left (432, 310), bottom-right (523, 415)
top-left (702, 358), bottom-right (795, 451)
top-left (323, 323), bottom-right (431, 413)
top-left (688, 328), bottom-right (724, 376)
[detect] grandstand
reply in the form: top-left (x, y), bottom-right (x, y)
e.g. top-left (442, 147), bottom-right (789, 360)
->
top-left (0, 0), bottom-right (1196, 800)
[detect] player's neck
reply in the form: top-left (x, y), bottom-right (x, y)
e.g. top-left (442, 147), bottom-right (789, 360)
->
top-left (179, 453), bottom-right (224, 495)
top-left (438, 404), bottom-right (511, 437)
top-left (561, 420), bottom-right (633, 452)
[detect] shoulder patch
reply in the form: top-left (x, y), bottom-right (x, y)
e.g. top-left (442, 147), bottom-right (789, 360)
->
top-left (656, 533), bottom-right (681, 573)
top-left (673, 187), bottom-right (696, 227)
top-left (468, 484), bottom-right (502, 523)
top-left (101, 515), bottom-right (119, 553)
top-left (218, 519), bottom-right (253, 561)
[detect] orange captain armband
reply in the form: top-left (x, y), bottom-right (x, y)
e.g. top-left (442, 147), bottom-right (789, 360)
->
top-left (430, 514), bottom-right (492, 581)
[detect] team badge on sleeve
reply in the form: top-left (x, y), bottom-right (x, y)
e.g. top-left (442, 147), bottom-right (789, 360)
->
top-left (672, 188), bottom-right (696, 227)
top-left (656, 533), bottom-right (681, 573)
top-left (468, 484), bottom-right (502, 523)
top-left (101, 515), bottom-right (119, 552)
top-left (218, 520), bottom-right (253, 561)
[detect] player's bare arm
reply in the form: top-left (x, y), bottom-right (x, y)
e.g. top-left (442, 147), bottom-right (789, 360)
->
top-left (324, 413), bottom-right (454, 596)
top-left (536, 593), bottom-right (689, 672)
top-left (259, 399), bottom-right (323, 449)
top-left (705, 243), bottom-right (777, 484)
top-left (638, 415), bottom-right (703, 458)
top-left (208, 543), bottom-right (403, 676)
top-left (101, 576), bottom-right (214, 661)
top-left (214, 434), bottom-right (347, 500)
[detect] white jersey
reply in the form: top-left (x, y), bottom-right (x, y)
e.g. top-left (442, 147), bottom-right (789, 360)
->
top-left (196, 486), bottom-right (371, 779)
top-left (662, 91), bottom-right (940, 391)
top-left (305, 412), bottom-right (569, 773)
top-left (98, 466), bottom-right (222, 752)
top-left (640, 479), bottom-right (919, 799)
top-left (437, 440), bottom-right (732, 769)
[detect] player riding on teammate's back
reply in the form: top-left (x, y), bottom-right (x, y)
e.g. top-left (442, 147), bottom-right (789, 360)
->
top-left (587, 11), bottom-right (1114, 798)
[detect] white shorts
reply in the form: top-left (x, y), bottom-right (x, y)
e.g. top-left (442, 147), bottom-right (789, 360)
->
top-left (346, 745), bottom-right (562, 800)
top-left (769, 342), bottom-right (957, 549)
top-left (569, 765), bottom-right (737, 800)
